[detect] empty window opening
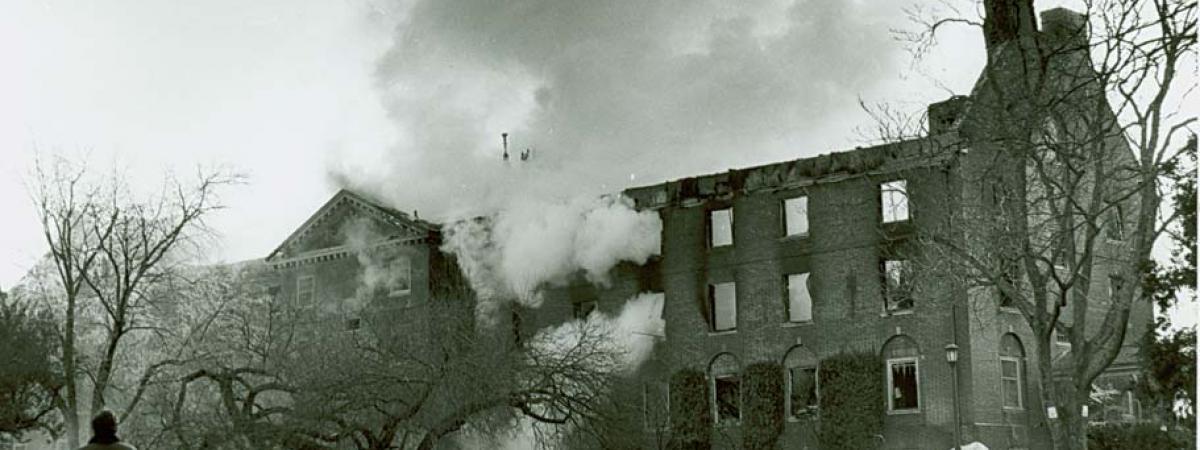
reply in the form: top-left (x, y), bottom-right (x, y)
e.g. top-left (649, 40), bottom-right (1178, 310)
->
top-left (709, 208), bottom-right (733, 247)
top-left (784, 196), bottom-right (809, 237)
top-left (882, 259), bottom-right (914, 312)
top-left (787, 273), bottom-right (813, 323)
top-left (708, 282), bottom-right (737, 332)
top-left (784, 346), bottom-right (819, 419)
top-left (387, 255), bottom-right (412, 296)
top-left (999, 260), bottom-right (1020, 309)
top-left (714, 375), bottom-right (740, 423)
top-left (789, 366), bottom-right (818, 417)
top-left (709, 353), bottom-right (742, 425)
top-left (881, 180), bottom-right (910, 223)
top-left (888, 358), bottom-right (920, 412)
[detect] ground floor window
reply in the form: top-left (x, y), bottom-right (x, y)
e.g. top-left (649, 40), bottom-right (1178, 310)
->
top-left (714, 375), bottom-right (741, 423)
top-left (1000, 333), bottom-right (1026, 410)
top-left (789, 366), bottom-right (818, 417)
top-left (887, 357), bottom-right (919, 412)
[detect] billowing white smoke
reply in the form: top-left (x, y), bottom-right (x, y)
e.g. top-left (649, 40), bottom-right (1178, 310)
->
top-left (528, 292), bottom-right (666, 374)
top-left (341, 217), bottom-right (406, 313)
top-left (442, 194), bottom-right (661, 312)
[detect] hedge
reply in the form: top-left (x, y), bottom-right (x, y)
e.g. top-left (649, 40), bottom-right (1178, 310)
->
top-left (742, 362), bottom-right (785, 450)
top-left (1088, 423), bottom-right (1191, 450)
top-left (817, 351), bottom-right (884, 450)
top-left (669, 368), bottom-right (712, 450)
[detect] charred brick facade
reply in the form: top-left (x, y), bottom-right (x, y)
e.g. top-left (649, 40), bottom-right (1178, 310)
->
top-left (263, 7), bottom-right (1149, 449)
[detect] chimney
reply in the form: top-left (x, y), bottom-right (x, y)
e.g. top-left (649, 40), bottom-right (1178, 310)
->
top-left (1039, 8), bottom-right (1087, 47)
top-left (983, 0), bottom-right (1038, 53)
top-left (502, 132), bottom-right (510, 161)
top-left (928, 95), bottom-right (970, 135)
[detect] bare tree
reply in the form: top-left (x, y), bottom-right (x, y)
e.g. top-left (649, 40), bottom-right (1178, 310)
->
top-left (155, 273), bottom-right (627, 450)
top-left (29, 156), bottom-right (239, 447)
top-left (888, 1), bottom-right (1195, 449)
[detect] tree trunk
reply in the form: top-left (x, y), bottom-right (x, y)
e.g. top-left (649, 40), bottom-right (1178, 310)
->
top-left (1046, 389), bottom-right (1089, 450)
top-left (90, 328), bottom-right (125, 416)
top-left (62, 294), bottom-right (80, 449)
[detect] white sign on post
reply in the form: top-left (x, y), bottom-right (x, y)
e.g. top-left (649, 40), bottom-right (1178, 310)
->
top-left (1081, 405), bottom-right (1089, 418)
top-left (1047, 406), bottom-right (1058, 419)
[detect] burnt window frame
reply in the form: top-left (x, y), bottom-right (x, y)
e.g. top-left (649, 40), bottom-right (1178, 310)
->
top-left (708, 207), bottom-right (734, 248)
top-left (707, 282), bottom-right (738, 333)
top-left (880, 258), bottom-right (914, 313)
top-left (782, 194), bottom-right (810, 238)
top-left (886, 357), bottom-right (920, 413)
top-left (880, 179), bottom-right (910, 224)
top-left (785, 272), bottom-right (813, 323)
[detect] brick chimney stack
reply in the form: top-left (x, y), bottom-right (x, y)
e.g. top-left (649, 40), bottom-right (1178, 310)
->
top-left (1039, 8), bottom-right (1087, 47)
top-left (983, 0), bottom-right (1038, 54)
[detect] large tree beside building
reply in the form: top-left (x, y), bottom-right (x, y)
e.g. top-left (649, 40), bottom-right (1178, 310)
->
top-left (28, 156), bottom-right (239, 448)
top-left (150, 269), bottom-right (625, 450)
top-left (892, 1), bottom-right (1195, 449)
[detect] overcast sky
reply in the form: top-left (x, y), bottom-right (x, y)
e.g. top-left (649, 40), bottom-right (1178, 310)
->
top-left (0, 0), bottom-right (991, 287)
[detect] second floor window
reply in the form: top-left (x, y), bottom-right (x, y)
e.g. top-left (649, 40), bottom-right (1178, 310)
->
top-left (709, 208), bottom-right (733, 247)
top-left (882, 259), bottom-right (914, 313)
top-left (783, 196), bottom-right (809, 237)
top-left (708, 282), bottom-right (737, 332)
top-left (881, 180), bottom-right (909, 223)
top-left (296, 275), bottom-right (315, 308)
top-left (786, 273), bottom-right (812, 323)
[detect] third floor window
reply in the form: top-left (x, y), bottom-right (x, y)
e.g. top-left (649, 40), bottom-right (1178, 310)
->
top-left (709, 208), bottom-right (733, 247)
top-left (783, 196), bottom-right (809, 237)
top-left (881, 180), bottom-right (909, 223)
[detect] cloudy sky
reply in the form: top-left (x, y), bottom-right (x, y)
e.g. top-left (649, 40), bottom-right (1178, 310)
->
top-left (1, 0), bottom-right (996, 287)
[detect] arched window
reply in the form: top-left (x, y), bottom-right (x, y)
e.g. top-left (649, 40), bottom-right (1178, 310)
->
top-left (882, 335), bottom-right (921, 413)
top-left (709, 353), bottom-right (741, 424)
top-left (1000, 334), bottom-right (1025, 409)
top-left (783, 346), bottom-right (818, 419)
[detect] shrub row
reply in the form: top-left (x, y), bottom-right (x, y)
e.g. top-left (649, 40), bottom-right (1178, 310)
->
top-left (817, 351), bottom-right (884, 450)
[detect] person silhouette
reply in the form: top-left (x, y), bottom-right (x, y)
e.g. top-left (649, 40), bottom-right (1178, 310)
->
top-left (78, 410), bottom-right (136, 450)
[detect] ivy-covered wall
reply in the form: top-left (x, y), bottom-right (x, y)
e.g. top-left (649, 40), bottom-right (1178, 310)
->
top-left (669, 368), bottom-right (711, 450)
top-left (818, 351), bottom-right (884, 450)
top-left (741, 362), bottom-right (785, 450)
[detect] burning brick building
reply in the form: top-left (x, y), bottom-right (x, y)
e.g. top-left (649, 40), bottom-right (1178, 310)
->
top-left (262, 6), bottom-right (1149, 450)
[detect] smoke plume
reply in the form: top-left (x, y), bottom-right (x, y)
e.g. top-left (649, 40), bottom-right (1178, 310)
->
top-left (330, 0), bottom-right (903, 220)
top-left (341, 217), bottom-right (409, 313)
top-left (441, 194), bottom-right (661, 311)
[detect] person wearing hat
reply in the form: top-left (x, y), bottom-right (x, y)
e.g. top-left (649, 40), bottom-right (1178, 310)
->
top-left (79, 410), bottom-right (136, 450)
